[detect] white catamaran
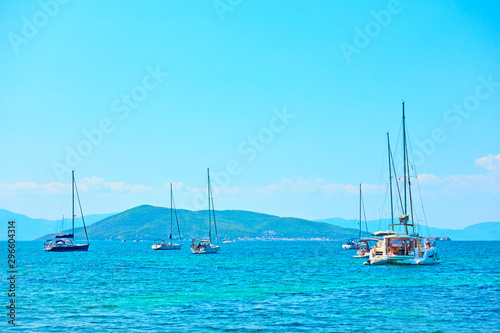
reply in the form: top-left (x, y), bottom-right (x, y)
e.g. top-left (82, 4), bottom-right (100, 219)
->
top-left (152, 183), bottom-right (183, 250)
top-left (364, 102), bottom-right (440, 265)
top-left (191, 169), bottom-right (220, 254)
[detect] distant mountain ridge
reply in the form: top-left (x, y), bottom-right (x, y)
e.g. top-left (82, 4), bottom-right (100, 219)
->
top-left (0, 209), bottom-right (116, 241)
top-left (315, 218), bottom-right (500, 241)
top-left (38, 205), bottom-right (366, 241)
top-left (3, 206), bottom-right (498, 241)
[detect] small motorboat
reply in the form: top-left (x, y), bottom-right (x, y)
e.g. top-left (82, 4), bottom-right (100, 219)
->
top-left (342, 239), bottom-right (358, 249)
top-left (191, 239), bottom-right (219, 254)
top-left (353, 238), bottom-right (379, 258)
top-left (152, 241), bottom-right (182, 250)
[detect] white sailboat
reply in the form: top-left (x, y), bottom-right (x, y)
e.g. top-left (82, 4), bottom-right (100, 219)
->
top-left (344, 184), bottom-right (369, 251)
top-left (44, 170), bottom-right (90, 252)
top-left (364, 102), bottom-right (440, 265)
top-left (152, 183), bottom-right (183, 250)
top-left (191, 169), bottom-right (220, 254)
top-left (352, 185), bottom-right (380, 258)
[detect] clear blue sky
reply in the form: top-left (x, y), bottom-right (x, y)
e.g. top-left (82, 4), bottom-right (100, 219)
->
top-left (1, 0), bottom-right (499, 229)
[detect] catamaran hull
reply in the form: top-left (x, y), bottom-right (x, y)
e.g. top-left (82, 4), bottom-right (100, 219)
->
top-left (44, 244), bottom-right (89, 252)
top-left (152, 244), bottom-right (182, 250)
top-left (364, 249), bottom-right (440, 265)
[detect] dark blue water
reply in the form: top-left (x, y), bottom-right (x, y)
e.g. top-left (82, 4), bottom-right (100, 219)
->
top-left (2, 241), bottom-right (499, 332)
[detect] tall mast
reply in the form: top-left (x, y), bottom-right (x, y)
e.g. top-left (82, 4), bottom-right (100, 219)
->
top-left (72, 170), bottom-right (75, 237)
top-left (207, 168), bottom-right (212, 243)
top-left (170, 182), bottom-right (173, 243)
top-left (402, 101), bottom-right (407, 216)
top-left (387, 132), bottom-right (394, 231)
top-left (359, 184), bottom-right (362, 239)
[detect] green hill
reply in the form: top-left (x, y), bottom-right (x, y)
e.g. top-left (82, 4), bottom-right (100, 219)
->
top-left (37, 205), bottom-right (364, 241)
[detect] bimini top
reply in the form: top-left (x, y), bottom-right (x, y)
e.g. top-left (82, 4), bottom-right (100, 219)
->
top-left (55, 234), bottom-right (74, 239)
top-left (384, 234), bottom-right (420, 240)
top-left (372, 230), bottom-right (396, 237)
top-left (358, 238), bottom-right (380, 243)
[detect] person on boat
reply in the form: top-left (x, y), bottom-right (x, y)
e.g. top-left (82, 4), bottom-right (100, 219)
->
top-left (426, 241), bottom-right (431, 249)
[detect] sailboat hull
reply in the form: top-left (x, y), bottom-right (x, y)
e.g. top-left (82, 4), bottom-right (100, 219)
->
top-left (191, 245), bottom-right (219, 254)
top-left (152, 243), bottom-right (182, 250)
top-left (44, 244), bottom-right (89, 252)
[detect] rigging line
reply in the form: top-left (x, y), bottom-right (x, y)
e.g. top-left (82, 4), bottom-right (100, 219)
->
top-left (378, 178), bottom-right (390, 230)
top-left (172, 190), bottom-right (181, 241)
top-left (387, 132), bottom-right (394, 231)
top-left (74, 179), bottom-right (90, 244)
top-left (372, 136), bottom-right (389, 223)
top-left (390, 144), bottom-right (404, 214)
top-left (361, 190), bottom-right (369, 236)
top-left (210, 178), bottom-right (219, 244)
top-left (406, 129), bottom-right (431, 238)
top-left (392, 121), bottom-right (403, 166)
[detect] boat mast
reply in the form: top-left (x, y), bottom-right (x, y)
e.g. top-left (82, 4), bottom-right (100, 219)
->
top-left (402, 102), bottom-right (410, 235)
top-left (402, 102), bottom-right (407, 217)
top-left (207, 168), bottom-right (212, 243)
top-left (359, 184), bottom-right (362, 239)
top-left (387, 132), bottom-right (394, 231)
top-left (170, 182), bottom-right (173, 244)
top-left (72, 170), bottom-right (75, 238)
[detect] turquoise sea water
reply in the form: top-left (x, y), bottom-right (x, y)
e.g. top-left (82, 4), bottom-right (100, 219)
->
top-left (2, 241), bottom-right (500, 332)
